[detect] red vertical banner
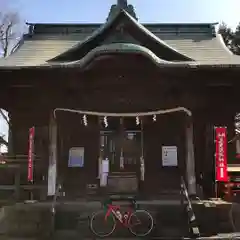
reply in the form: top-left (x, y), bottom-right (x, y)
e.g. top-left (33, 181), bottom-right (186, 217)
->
top-left (215, 127), bottom-right (228, 182)
top-left (28, 127), bottom-right (35, 182)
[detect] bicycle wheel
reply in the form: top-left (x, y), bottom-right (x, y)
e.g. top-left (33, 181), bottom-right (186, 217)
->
top-left (128, 209), bottom-right (154, 237)
top-left (90, 210), bottom-right (116, 237)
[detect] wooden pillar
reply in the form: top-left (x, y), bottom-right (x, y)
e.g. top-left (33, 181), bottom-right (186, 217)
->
top-left (47, 113), bottom-right (57, 196)
top-left (186, 117), bottom-right (196, 196)
top-left (9, 109), bottom-right (28, 155)
top-left (14, 169), bottom-right (21, 200)
top-left (226, 113), bottom-right (236, 164)
top-left (119, 117), bottom-right (124, 169)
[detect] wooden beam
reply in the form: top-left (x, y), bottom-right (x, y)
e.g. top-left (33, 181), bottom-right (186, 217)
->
top-left (186, 117), bottom-right (196, 195)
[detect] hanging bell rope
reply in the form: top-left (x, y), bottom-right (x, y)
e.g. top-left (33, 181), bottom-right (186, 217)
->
top-left (53, 106), bottom-right (192, 118)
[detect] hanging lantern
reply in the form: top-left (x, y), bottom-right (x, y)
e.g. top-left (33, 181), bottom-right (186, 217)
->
top-left (83, 114), bottom-right (87, 126)
top-left (103, 116), bottom-right (108, 128)
top-left (136, 116), bottom-right (140, 125)
top-left (153, 114), bottom-right (157, 122)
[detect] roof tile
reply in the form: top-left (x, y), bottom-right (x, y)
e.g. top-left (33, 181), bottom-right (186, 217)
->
top-left (0, 17), bottom-right (240, 67)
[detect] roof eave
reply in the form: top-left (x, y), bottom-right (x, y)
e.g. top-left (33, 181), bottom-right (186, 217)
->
top-left (2, 62), bottom-right (240, 71)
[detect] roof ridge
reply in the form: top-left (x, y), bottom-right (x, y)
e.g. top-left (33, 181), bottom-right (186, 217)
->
top-left (26, 22), bottom-right (218, 27)
top-left (47, 9), bottom-right (193, 62)
top-left (26, 22), bottom-right (217, 37)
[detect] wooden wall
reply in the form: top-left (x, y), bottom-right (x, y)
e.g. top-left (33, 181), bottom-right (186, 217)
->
top-left (2, 61), bottom-right (240, 199)
top-left (55, 110), bottom-right (186, 197)
top-left (57, 112), bottom-right (99, 198)
top-left (142, 112), bottom-right (186, 194)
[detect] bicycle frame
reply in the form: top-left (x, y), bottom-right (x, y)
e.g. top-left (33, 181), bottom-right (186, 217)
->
top-left (105, 204), bottom-right (133, 227)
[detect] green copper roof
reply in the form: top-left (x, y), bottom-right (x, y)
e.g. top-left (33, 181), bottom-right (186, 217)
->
top-left (61, 43), bottom-right (170, 67)
top-left (0, 6), bottom-right (240, 68)
top-left (2, 42), bottom-right (240, 70)
top-left (49, 9), bottom-right (193, 62)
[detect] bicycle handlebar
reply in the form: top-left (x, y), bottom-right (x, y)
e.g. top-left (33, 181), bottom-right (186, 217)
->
top-left (102, 195), bottom-right (138, 209)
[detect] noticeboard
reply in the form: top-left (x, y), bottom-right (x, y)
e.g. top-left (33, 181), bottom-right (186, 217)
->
top-left (162, 146), bottom-right (178, 167)
top-left (68, 147), bottom-right (84, 167)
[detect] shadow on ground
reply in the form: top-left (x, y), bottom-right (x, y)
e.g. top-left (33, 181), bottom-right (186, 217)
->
top-left (0, 200), bottom-right (238, 239)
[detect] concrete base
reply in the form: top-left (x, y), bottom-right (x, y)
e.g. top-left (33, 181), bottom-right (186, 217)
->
top-left (0, 198), bottom-right (238, 239)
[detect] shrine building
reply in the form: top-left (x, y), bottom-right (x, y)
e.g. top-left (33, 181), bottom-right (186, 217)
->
top-left (0, 0), bottom-right (239, 200)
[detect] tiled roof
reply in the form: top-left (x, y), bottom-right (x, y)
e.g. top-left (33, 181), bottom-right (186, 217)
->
top-left (156, 33), bottom-right (239, 64)
top-left (0, 9), bottom-right (240, 68)
top-left (49, 10), bottom-right (193, 62)
top-left (0, 35), bottom-right (80, 67)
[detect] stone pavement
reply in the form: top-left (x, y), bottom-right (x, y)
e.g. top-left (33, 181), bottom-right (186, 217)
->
top-left (2, 236), bottom-right (240, 240)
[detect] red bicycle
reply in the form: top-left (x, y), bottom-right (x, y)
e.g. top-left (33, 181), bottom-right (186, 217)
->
top-left (90, 197), bottom-right (154, 237)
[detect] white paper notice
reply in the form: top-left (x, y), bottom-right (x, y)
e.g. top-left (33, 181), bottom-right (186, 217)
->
top-left (162, 146), bottom-right (178, 166)
top-left (100, 173), bottom-right (108, 187)
top-left (47, 163), bottom-right (56, 196)
top-left (102, 159), bottom-right (109, 173)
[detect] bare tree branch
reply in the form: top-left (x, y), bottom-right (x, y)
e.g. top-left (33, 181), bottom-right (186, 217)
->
top-left (0, 11), bottom-right (20, 57)
top-left (0, 135), bottom-right (8, 146)
top-left (0, 109), bottom-right (9, 125)
top-left (0, 109), bottom-right (9, 149)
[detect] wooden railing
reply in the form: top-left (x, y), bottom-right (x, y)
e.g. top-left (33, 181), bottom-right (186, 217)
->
top-left (180, 176), bottom-right (200, 238)
top-left (0, 154), bottom-right (48, 202)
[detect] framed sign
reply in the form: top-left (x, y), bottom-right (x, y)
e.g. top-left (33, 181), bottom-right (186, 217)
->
top-left (162, 146), bottom-right (178, 167)
top-left (68, 147), bottom-right (84, 167)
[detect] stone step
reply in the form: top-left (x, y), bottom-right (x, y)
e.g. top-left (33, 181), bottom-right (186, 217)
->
top-left (54, 206), bottom-right (190, 238)
top-left (2, 236), bottom-right (240, 240)
top-left (0, 200), bottom-right (238, 239)
top-left (53, 227), bottom-right (188, 239)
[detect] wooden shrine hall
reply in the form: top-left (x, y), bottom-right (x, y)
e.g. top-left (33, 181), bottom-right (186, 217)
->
top-left (0, 0), bottom-right (240, 201)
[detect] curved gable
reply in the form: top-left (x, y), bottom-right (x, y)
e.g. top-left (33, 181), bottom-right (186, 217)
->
top-left (49, 9), bottom-right (193, 63)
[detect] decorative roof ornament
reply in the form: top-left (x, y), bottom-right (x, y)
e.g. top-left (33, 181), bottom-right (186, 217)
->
top-left (117, 0), bottom-right (128, 8)
top-left (106, 0), bottom-right (138, 22)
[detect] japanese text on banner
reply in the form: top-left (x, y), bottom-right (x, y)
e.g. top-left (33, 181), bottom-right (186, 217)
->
top-left (28, 127), bottom-right (35, 182)
top-left (215, 127), bottom-right (228, 182)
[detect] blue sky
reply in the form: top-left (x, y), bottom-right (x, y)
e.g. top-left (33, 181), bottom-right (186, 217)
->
top-left (2, 0), bottom-right (240, 30)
